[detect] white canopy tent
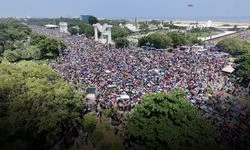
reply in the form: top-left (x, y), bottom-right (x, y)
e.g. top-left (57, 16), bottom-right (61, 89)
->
top-left (222, 65), bottom-right (235, 73)
top-left (45, 24), bottom-right (58, 29)
top-left (117, 95), bottom-right (130, 100)
top-left (105, 70), bottom-right (111, 73)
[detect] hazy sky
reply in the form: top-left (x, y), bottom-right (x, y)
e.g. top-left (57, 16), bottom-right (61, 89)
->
top-left (1, 0), bottom-right (250, 20)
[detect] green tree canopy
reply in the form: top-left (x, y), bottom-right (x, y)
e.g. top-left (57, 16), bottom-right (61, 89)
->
top-left (38, 37), bottom-right (66, 57)
top-left (3, 31), bottom-right (66, 62)
top-left (216, 38), bottom-right (250, 55)
top-left (0, 21), bottom-right (31, 54)
top-left (82, 114), bottom-right (97, 133)
top-left (3, 50), bottom-right (21, 62)
top-left (3, 46), bottom-right (43, 63)
top-left (235, 53), bottom-right (250, 82)
top-left (138, 33), bottom-right (172, 49)
top-left (78, 22), bottom-right (94, 37)
top-left (67, 21), bottom-right (94, 37)
top-left (0, 61), bottom-right (84, 149)
top-left (112, 26), bottom-right (130, 40)
top-left (125, 90), bottom-right (219, 150)
top-left (88, 16), bottom-right (98, 25)
top-left (30, 33), bottom-right (47, 45)
top-left (68, 27), bottom-right (79, 35)
top-left (139, 23), bottom-right (149, 33)
top-left (114, 37), bottom-right (130, 48)
top-left (167, 31), bottom-right (187, 47)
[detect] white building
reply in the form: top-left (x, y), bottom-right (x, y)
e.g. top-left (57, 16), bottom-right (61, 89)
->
top-left (125, 24), bottom-right (140, 32)
top-left (59, 22), bottom-right (68, 33)
top-left (173, 20), bottom-right (215, 30)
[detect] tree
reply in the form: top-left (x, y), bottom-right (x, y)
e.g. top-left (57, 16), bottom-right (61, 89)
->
top-left (0, 21), bottom-right (31, 54)
top-left (17, 46), bottom-right (42, 60)
top-left (82, 114), bottom-right (97, 133)
top-left (112, 26), bottom-right (130, 40)
top-left (139, 23), bottom-right (149, 33)
top-left (84, 25), bottom-right (95, 37)
top-left (30, 33), bottom-right (66, 58)
top-left (78, 22), bottom-right (94, 37)
top-left (216, 38), bottom-right (249, 55)
top-left (125, 90), bottom-right (219, 150)
top-left (38, 38), bottom-right (57, 56)
top-left (3, 50), bottom-right (20, 62)
top-left (114, 37), bottom-right (129, 48)
top-left (88, 16), bottom-right (98, 25)
top-left (167, 31), bottom-right (187, 47)
top-left (27, 46), bottom-right (42, 60)
top-left (30, 33), bottom-right (47, 45)
top-left (68, 27), bottom-right (79, 35)
top-left (235, 53), bottom-right (250, 83)
top-left (103, 108), bottom-right (112, 117)
top-left (0, 61), bottom-right (84, 149)
top-left (0, 31), bottom-right (10, 53)
top-left (138, 33), bottom-right (172, 49)
top-left (38, 38), bottom-right (66, 57)
top-left (3, 46), bottom-right (42, 62)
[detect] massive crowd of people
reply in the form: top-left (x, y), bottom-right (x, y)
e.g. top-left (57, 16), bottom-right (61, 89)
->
top-left (31, 26), bottom-right (250, 148)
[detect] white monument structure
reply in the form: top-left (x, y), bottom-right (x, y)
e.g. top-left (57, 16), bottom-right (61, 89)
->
top-left (206, 20), bottom-right (213, 28)
top-left (59, 22), bottom-right (68, 33)
top-left (93, 23), bottom-right (113, 44)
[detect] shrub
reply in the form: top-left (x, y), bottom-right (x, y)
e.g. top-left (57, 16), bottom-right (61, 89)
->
top-left (90, 130), bottom-right (104, 143)
top-left (16, 49), bottom-right (32, 60)
top-left (3, 50), bottom-right (20, 62)
top-left (103, 108), bottom-right (112, 118)
top-left (82, 114), bottom-right (97, 133)
top-left (29, 46), bottom-right (42, 60)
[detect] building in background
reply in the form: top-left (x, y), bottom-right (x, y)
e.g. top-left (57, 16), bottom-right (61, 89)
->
top-left (125, 23), bottom-right (140, 32)
top-left (80, 15), bottom-right (90, 22)
top-left (59, 22), bottom-right (68, 33)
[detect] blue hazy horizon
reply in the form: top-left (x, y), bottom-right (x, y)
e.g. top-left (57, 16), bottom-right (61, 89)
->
top-left (1, 0), bottom-right (250, 22)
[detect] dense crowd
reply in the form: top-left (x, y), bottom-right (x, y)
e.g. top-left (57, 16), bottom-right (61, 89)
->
top-left (31, 26), bottom-right (250, 148)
